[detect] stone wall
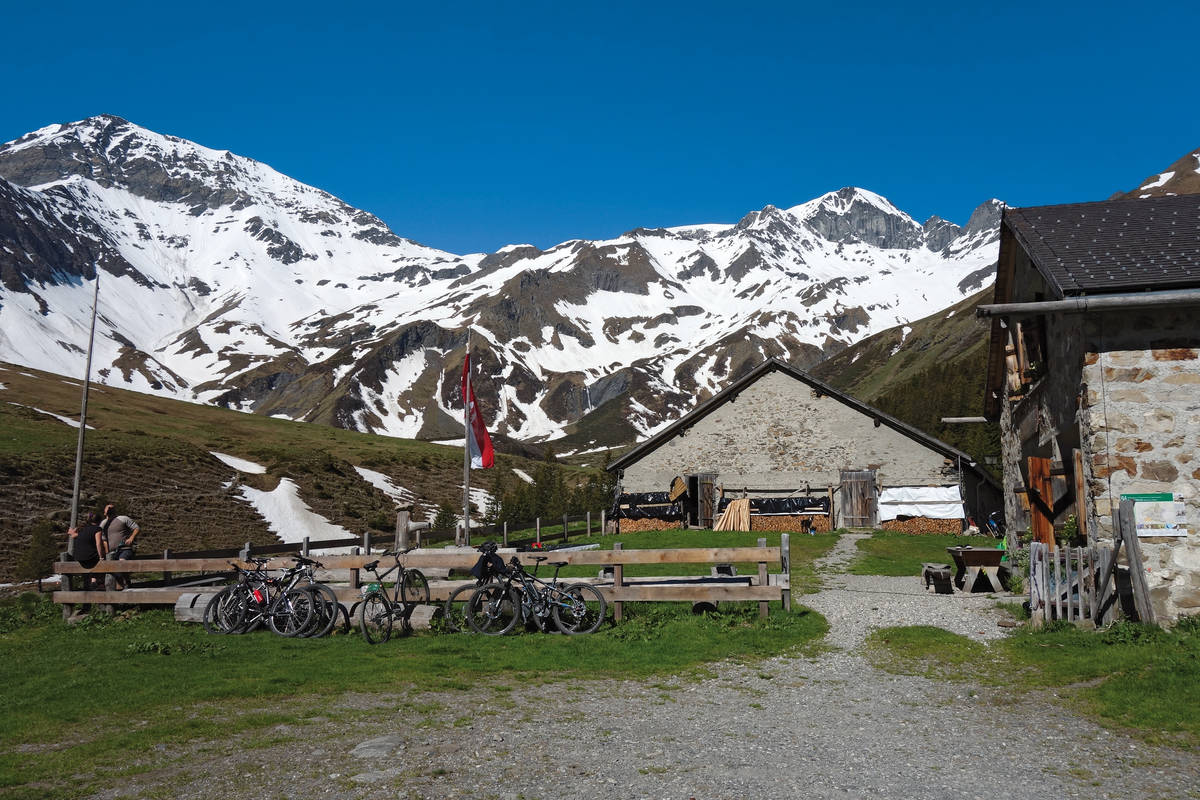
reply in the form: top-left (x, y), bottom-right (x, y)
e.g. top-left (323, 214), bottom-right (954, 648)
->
top-left (1079, 308), bottom-right (1200, 621)
top-left (621, 370), bottom-right (959, 496)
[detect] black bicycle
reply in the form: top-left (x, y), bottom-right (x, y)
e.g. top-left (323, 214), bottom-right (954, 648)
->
top-left (465, 555), bottom-right (606, 636)
top-left (443, 540), bottom-right (505, 633)
top-left (358, 549), bottom-right (430, 644)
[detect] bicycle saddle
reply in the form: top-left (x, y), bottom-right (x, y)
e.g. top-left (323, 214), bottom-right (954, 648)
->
top-left (550, 561), bottom-right (567, 568)
top-left (533, 555), bottom-right (548, 563)
top-left (363, 560), bottom-right (380, 571)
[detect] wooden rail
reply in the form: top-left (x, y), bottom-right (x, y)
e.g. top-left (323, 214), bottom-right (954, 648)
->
top-left (52, 537), bottom-right (791, 620)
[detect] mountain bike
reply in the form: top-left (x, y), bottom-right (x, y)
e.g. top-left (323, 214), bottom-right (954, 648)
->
top-left (358, 549), bottom-right (430, 644)
top-left (466, 555), bottom-right (606, 636)
top-left (203, 558), bottom-right (315, 636)
top-left (443, 540), bottom-right (505, 633)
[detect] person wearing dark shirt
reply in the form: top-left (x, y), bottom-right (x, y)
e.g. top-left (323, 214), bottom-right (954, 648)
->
top-left (68, 511), bottom-right (105, 589)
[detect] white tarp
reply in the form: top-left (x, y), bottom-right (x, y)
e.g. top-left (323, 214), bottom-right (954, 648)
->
top-left (878, 485), bottom-right (964, 521)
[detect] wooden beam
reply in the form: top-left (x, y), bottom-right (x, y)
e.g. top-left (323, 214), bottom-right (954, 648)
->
top-left (53, 547), bottom-right (782, 574)
top-left (1118, 499), bottom-right (1156, 625)
top-left (1072, 449), bottom-right (1089, 542)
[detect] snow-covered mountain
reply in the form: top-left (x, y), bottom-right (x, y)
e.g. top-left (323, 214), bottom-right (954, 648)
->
top-left (0, 116), bottom-right (1001, 447)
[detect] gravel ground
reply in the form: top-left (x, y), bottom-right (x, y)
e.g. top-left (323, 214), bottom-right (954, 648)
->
top-left (94, 534), bottom-right (1199, 800)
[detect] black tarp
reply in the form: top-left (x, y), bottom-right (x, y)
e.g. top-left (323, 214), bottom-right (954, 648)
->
top-left (716, 496), bottom-right (830, 515)
top-left (614, 492), bottom-right (684, 520)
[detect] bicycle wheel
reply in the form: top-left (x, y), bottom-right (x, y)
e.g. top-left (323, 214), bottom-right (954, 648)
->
top-left (295, 586), bottom-right (330, 638)
top-left (466, 584), bottom-right (520, 635)
top-left (305, 583), bottom-right (341, 638)
top-left (267, 589), bottom-right (316, 637)
top-left (400, 569), bottom-right (430, 605)
top-left (358, 592), bottom-right (393, 644)
top-left (202, 586), bottom-right (240, 635)
top-left (443, 582), bottom-right (480, 633)
top-left (552, 583), bottom-right (607, 635)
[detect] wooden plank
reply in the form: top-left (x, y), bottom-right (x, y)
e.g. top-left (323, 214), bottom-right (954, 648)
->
top-left (1072, 449), bottom-right (1089, 542)
top-left (780, 533), bottom-right (791, 611)
top-left (54, 589), bottom-right (200, 604)
top-left (1118, 499), bottom-right (1156, 625)
top-left (53, 547), bottom-right (782, 574)
top-left (1027, 456), bottom-right (1055, 548)
top-left (1028, 542), bottom-right (1045, 627)
top-left (1053, 546), bottom-right (1063, 621)
top-left (605, 585), bottom-right (781, 602)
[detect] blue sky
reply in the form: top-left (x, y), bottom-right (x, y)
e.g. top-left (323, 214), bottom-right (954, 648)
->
top-left (2, 0), bottom-right (1197, 254)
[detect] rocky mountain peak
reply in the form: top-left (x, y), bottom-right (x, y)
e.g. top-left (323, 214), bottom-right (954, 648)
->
top-left (787, 187), bottom-right (924, 250)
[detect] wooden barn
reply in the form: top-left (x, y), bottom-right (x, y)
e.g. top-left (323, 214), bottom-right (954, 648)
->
top-left (607, 359), bottom-right (1000, 534)
top-left (979, 194), bottom-right (1200, 623)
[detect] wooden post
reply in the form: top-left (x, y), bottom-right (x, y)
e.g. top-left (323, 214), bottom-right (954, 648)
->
top-left (612, 541), bottom-right (624, 623)
top-left (239, 542), bottom-right (251, 561)
top-left (536, 518), bottom-right (541, 547)
top-left (600, 509), bottom-right (606, 535)
top-left (395, 507), bottom-right (411, 552)
top-left (586, 511), bottom-right (591, 537)
top-left (362, 532), bottom-right (371, 555)
top-left (828, 485), bottom-right (835, 530)
top-left (162, 549), bottom-right (172, 585)
top-left (59, 553), bottom-right (74, 621)
top-left (1029, 542), bottom-right (1045, 628)
top-left (780, 533), bottom-right (791, 611)
top-left (1053, 546), bottom-right (1063, 621)
top-left (1087, 547), bottom-right (1097, 622)
top-left (757, 537), bottom-right (769, 619)
top-left (502, 521), bottom-right (508, 548)
top-left (1118, 499), bottom-right (1156, 625)
top-left (562, 514), bottom-right (569, 543)
top-left (302, 536), bottom-right (310, 556)
top-left (1072, 449), bottom-right (1089, 542)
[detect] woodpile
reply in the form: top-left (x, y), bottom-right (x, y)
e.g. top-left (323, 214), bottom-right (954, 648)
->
top-left (879, 517), bottom-right (963, 535)
top-left (618, 518), bottom-right (685, 534)
top-left (714, 499), bottom-right (751, 531)
top-left (750, 514), bottom-right (832, 533)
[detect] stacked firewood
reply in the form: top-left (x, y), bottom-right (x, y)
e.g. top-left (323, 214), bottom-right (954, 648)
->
top-left (617, 518), bottom-right (685, 533)
top-left (749, 514), bottom-right (832, 533)
top-left (878, 517), bottom-right (963, 535)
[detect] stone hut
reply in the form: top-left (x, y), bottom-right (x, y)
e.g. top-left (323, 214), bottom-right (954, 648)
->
top-left (980, 194), bottom-right (1200, 623)
top-left (608, 358), bottom-right (1000, 533)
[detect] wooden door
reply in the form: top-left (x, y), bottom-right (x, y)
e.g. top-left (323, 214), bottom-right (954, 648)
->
top-left (839, 469), bottom-right (878, 528)
top-left (697, 475), bottom-right (716, 528)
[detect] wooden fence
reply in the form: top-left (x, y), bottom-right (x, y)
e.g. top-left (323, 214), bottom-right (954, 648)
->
top-left (52, 535), bottom-right (789, 621)
top-left (1028, 498), bottom-right (1156, 627)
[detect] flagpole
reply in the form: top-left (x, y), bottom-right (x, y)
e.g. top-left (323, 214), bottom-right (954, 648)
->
top-left (462, 330), bottom-right (471, 547)
top-left (68, 269), bottom-right (101, 555)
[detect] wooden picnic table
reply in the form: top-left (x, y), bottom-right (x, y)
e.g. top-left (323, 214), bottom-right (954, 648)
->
top-left (946, 546), bottom-right (1006, 593)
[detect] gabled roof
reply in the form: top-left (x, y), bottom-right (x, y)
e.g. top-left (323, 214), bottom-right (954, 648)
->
top-left (1003, 194), bottom-right (1200, 297)
top-left (608, 358), bottom-right (990, 481)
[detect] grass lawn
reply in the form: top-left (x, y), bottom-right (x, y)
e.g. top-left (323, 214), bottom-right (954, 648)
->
top-left (0, 571), bottom-right (828, 799)
top-left (846, 529), bottom-right (999, 577)
top-left (864, 619), bottom-right (1200, 748)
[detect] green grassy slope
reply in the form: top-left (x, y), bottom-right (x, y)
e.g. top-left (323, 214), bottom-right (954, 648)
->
top-left (0, 363), bottom-right (584, 582)
top-left (810, 286), bottom-right (1000, 468)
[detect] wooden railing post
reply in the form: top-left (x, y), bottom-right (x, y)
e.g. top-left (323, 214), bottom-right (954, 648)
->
top-left (757, 537), bottom-right (769, 619)
top-left (302, 536), bottom-right (310, 557)
top-left (562, 515), bottom-right (569, 543)
top-left (780, 533), bottom-right (791, 611)
top-left (162, 549), bottom-right (172, 585)
top-left (601, 509), bottom-right (606, 535)
top-left (613, 541), bottom-right (624, 622)
top-left (536, 518), bottom-right (541, 547)
top-left (361, 532), bottom-right (371, 555)
top-left (395, 507), bottom-right (411, 552)
top-left (503, 521), bottom-right (508, 547)
top-left (586, 511), bottom-right (591, 537)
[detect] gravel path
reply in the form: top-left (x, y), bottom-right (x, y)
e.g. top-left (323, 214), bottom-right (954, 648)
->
top-left (99, 534), bottom-right (1199, 799)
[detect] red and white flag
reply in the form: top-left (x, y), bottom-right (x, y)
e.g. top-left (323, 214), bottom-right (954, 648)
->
top-left (461, 353), bottom-right (494, 469)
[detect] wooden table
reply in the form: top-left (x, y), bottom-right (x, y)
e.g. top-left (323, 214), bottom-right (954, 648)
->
top-left (946, 546), bottom-right (1006, 593)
